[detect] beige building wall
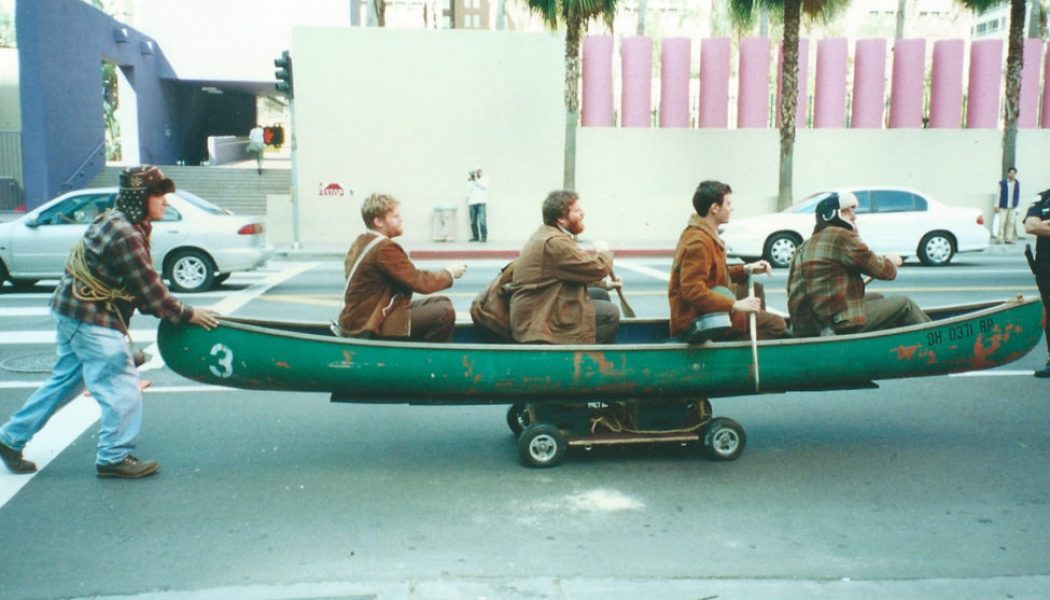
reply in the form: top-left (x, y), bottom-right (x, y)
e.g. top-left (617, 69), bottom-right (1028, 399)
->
top-left (292, 27), bottom-right (564, 246)
top-left (282, 27), bottom-right (1050, 247)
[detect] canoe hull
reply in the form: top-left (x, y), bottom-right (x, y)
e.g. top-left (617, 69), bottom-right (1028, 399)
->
top-left (157, 297), bottom-right (1045, 404)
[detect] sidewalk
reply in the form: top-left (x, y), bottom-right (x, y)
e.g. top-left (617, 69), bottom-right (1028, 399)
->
top-left (273, 239), bottom-right (680, 261)
top-left (272, 236), bottom-right (1035, 262)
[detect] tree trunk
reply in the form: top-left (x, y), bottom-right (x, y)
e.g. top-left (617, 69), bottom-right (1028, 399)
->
top-left (636, 0), bottom-right (647, 36)
top-left (895, 0), bottom-right (906, 39)
top-left (1002, 0), bottom-right (1025, 178)
top-left (563, 23), bottom-right (582, 189)
top-left (777, 0), bottom-right (801, 211)
top-left (759, 6), bottom-right (768, 37)
top-left (496, 0), bottom-right (506, 30)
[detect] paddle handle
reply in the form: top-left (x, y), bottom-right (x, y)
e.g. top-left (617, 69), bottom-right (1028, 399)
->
top-left (610, 270), bottom-right (636, 318)
top-left (748, 276), bottom-right (760, 392)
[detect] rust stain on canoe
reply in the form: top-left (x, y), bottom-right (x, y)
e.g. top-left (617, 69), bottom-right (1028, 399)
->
top-left (275, 361), bottom-right (290, 368)
top-left (573, 351), bottom-right (625, 383)
top-left (892, 344), bottom-right (937, 365)
top-left (462, 355), bottom-right (482, 383)
top-left (970, 322), bottom-right (1019, 369)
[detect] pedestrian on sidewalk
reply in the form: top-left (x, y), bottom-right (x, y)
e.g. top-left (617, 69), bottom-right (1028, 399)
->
top-left (467, 165), bottom-right (489, 242)
top-left (994, 167), bottom-right (1020, 244)
top-left (0, 166), bottom-right (221, 479)
top-left (247, 125), bottom-right (265, 175)
top-left (1023, 189), bottom-right (1050, 378)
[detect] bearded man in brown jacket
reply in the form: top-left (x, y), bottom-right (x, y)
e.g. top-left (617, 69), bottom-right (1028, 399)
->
top-left (669, 180), bottom-right (787, 341)
top-left (509, 190), bottom-right (621, 344)
top-left (337, 193), bottom-right (467, 342)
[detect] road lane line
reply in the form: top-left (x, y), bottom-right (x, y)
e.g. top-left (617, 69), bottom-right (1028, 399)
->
top-left (0, 262), bottom-right (321, 507)
top-left (614, 261), bottom-right (670, 281)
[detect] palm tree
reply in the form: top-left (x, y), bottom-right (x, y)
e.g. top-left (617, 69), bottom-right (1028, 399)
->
top-left (958, 0), bottom-right (1025, 178)
top-left (524, 0), bottom-right (618, 189)
top-left (728, 0), bottom-right (849, 210)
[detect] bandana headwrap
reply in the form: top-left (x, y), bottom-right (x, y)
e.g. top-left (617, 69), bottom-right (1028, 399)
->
top-left (117, 165), bottom-right (174, 223)
top-left (813, 191), bottom-right (859, 234)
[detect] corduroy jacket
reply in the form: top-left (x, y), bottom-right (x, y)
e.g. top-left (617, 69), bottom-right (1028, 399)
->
top-left (337, 233), bottom-right (453, 338)
top-left (668, 214), bottom-right (750, 337)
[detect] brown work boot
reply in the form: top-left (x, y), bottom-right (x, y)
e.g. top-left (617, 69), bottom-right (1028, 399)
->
top-left (0, 440), bottom-right (36, 474)
top-left (96, 455), bottom-right (159, 479)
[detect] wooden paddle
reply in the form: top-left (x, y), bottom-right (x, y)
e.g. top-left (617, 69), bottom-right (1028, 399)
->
top-left (749, 276), bottom-right (761, 392)
top-left (610, 270), bottom-right (636, 318)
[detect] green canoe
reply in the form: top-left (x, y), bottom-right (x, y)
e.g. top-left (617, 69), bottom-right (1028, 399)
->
top-left (157, 296), bottom-right (1044, 404)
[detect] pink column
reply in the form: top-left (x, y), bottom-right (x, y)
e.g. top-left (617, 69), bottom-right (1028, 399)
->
top-left (813, 38), bottom-right (848, 128)
top-left (967, 39), bottom-right (1003, 128)
top-left (1041, 42), bottom-right (1050, 127)
top-left (738, 37), bottom-right (771, 128)
top-left (929, 40), bottom-right (964, 128)
top-left (699, 37), bottom-right (730, 128)
top-left (889, 39), bottom-right (926, 128)
top-left (1020, 38), bottom-right (1043, 128)
top-left (581, 35), bottom-right (613, 127)
top-left (776, 38), bottom-right (810, 127)
top-left (621, 36), bottom-right (653, 127)
top-left (852, 39), bottom-right (887, 128)
top-left (660, 37), bottom-right (691, 127)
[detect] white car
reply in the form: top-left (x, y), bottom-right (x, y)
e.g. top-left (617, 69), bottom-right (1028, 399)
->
top-left (720, 187), bottom-right (990, 268)
top-left (0, 187), bottom-right (271, 293)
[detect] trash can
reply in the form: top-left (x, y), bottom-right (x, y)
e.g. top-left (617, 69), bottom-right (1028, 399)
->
top-left (432, 205), bottom-right (457, 242)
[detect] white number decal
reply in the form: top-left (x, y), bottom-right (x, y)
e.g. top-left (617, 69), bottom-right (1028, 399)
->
top-left (208, 343), bottom-right (234, 378)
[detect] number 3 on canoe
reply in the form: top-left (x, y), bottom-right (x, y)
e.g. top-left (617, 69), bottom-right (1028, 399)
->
top-left (208, 343), bottom-right (234, 379)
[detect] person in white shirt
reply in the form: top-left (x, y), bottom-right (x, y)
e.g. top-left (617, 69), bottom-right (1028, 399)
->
top-left (467, 165), bottom-right (489, 242)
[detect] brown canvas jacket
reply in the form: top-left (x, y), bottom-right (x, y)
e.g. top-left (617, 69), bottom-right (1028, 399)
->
top-left (668, 214), bottom-right (749, 337)
top-left (338, 233), bottom-right (453, 338)
top-left (470, 260), bottom-right (515, 339)
top-left (509, 225), bottom-right (613, 344)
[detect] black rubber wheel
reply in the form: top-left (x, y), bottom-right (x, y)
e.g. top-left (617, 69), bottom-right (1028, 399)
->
top-left (518, 424), bottom-right (567, 468)
top-left (917, 232), bottom-right (955, 266)
top-left (165, 249), bottom-right (216, 293)
top-left (506, 403), bottom-right (530, 436)
top-left (213, 273), bottom-right (231, 285)
top-left (700, 417), bottom-right (746, 462)
top-left (0, 259), bottom-right (9, 285)
top-left (763, 233), bottom-right (802, 269)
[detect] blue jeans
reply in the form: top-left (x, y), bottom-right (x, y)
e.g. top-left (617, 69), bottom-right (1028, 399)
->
top-left (469, 203), bottom-right (487, 241)
top-left (0, 312), bottom-right (142, 465)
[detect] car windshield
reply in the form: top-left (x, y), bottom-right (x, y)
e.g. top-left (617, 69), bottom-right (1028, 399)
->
top-left (174, 190), bottom-right (230, 215)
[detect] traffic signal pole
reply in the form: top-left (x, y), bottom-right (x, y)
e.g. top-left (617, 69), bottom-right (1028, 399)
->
top-left (274, 50), bottom-right (300, 249)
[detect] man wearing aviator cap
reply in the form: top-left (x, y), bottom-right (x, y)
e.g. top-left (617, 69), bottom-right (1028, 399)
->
top-left (787, 191), bottom-right (929, 337)
top-left (0, 166), bottom-right (220, 479)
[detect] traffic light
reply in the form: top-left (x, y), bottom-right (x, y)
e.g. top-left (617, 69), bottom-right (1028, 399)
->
top-left (274, 50), bottom-right (293, 97)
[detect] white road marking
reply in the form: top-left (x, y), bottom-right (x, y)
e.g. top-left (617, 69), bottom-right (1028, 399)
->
top-left (0, 262), bottom-right (320, 507)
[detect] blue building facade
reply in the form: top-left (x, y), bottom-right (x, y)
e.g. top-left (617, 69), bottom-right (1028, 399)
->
top-left (17, 0), bottom-right (256, 208)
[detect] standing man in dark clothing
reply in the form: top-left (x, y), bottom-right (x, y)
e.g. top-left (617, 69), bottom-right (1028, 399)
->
top-left (1023, 190), bottom-right (1050, 378)
top-left (0, 166), bottom-right (220, 478)
top-left (995, 167), bottom-right (1020, 244)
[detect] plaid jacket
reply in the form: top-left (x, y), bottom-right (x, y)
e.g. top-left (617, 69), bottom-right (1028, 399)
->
top-left (50, 211), bottom-right (191, 332)
top-left (786, 225), bottom-right (897, 336)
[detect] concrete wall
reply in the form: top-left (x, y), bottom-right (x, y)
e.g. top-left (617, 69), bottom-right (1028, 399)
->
top-left (288, 27), bottom-right (1050, 245)
top-left (0, 47), bottom-right (18, 130)
top-left (293, 27), bottom-right (564, 246)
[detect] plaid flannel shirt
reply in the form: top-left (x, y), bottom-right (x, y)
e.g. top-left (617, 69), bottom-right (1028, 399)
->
top-left (786, 226), bottom-right (897, 336)
top-left (50, 211), bottom-right (191, 331)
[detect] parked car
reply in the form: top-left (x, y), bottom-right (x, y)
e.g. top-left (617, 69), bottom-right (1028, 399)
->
top-left (720, 187), bottom-right (990, 268)
top-left (0, 187), bottom-right (271, 293)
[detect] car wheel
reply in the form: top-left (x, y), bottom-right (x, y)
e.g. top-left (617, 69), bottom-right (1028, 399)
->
top-left (165, 249), bottom-right (216, 293)
top-left (917, 232), bottom-right (955, 266)
top-left (11, 279), bottom-right (39, 290)
top-left (763, 233), bottom-right (802, 269)
top-left (0, 259), bottom-right (8, 285)
top-left (213, 273), bottom-right (231, 285)
top-left (699, 417), bottom-right (746, 461)
top-left (518, 424), bottom-right (567, 468)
